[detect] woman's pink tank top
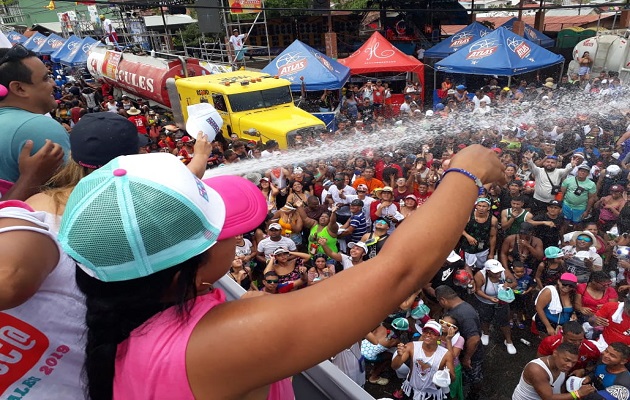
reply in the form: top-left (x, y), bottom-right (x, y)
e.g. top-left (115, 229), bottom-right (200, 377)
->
top-left (113, 289), bottom-right (294, 399)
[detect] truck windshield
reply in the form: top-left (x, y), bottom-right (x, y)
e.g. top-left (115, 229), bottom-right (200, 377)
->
top-left (228, 86), bottom-right (293, 112)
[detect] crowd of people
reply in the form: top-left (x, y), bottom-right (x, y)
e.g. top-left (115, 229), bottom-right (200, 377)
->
top-left (0, 42), bottom-right (630, 400)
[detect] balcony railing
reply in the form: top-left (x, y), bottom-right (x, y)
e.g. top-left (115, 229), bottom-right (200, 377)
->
top-left (0, 3), bottom-right (25, 25)
top-left (0, 13), bottom-right (25, 24)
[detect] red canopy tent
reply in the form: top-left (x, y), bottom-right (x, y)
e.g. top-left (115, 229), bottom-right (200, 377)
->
top-left (338, 31), bottom-right (424, 106)
top-left (338, 31), bottom-right (424, 74)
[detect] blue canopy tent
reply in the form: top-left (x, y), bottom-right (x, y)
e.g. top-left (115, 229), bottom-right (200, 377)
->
top-left (262, 40), bottom-right (350, 91)
top-left (424, 22), bottom-right (493, 59)
top-left (501, 17), bottom-right (555, 48)
top-left (23, 32), bottom-right (46, 50)
top-left (33, 33), bottom-right (66, 56)
top-left (51, 35), bottom-right (81, 63)
top-left (6, 31), bottom-right (27, 44)
top-left (435, 27), bottom-right (564, 77)
top-left (60, 37), bottom-right (99, 67)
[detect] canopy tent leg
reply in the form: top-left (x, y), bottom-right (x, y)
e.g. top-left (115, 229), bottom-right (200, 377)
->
top-left (557, 61), bottom-right (565, 84)
top-left (433, 66), bottom-right (437, 101)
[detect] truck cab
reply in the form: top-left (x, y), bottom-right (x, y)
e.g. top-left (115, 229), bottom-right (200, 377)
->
top-left (169, 71), bottom-right (326, 148)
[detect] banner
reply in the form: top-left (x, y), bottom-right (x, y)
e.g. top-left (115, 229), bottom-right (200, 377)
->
top-left (87, 5), bottom-right (99, 24)
top-left (102, 50), bottom-right (122, 80)
top-left (228, 0), bottom-right (261, 14)
top-left (57, 12), bottom-right (76, 30)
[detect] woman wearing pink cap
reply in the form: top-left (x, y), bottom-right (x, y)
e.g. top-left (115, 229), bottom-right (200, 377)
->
top-left (0, 145), bottom-right (504, 399)
top-left (400, 194), bottom-right (418, 219)
top-left (534, 272), bottom-right (579, 338)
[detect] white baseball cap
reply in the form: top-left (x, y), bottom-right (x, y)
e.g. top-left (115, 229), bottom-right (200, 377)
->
top-left (348, 242), bottom-right (368, 254)
top-left (484, 259), bottom-right (504, 274)
top-left (422, 319), bottom-right (442, 335)
top-left (566, 376), bottom-right (585, 392)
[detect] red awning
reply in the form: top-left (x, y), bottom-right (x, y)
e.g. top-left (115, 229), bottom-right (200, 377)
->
top-left (338, 31), bottom-right (424, 75)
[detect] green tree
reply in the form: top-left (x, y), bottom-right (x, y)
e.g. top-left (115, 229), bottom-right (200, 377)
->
top-left (174, 9), bottom-right (203, 47)
top-left (263, 0), bottom-right (311, 17)
top-left (338, 0), bottom-right (370, 8)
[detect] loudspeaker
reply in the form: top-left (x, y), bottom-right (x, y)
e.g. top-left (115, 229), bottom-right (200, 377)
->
top-left (196, 0), bottom-right (223, 34)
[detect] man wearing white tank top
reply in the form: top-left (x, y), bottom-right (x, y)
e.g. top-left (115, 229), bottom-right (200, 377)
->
top-left (392, 320), bottom-right (455, 400)
top-left (513, 342), bottom-right (595, 400)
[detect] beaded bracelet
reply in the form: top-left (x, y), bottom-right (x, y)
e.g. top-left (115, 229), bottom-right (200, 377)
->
top-left (442, 168), bottom-right (484, 195)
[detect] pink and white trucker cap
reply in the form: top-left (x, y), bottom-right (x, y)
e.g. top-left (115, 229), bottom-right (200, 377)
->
top-left (59, 153), bottom-right (267, 282)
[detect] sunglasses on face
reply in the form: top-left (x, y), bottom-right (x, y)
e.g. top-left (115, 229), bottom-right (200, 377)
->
top-left (265, 280), bottom-right (279, 284)
top-left (0, 44), bottom-right (29, 66)
top-left (439, 319), bottom-right (457, 330)
top-left (576, 236), bottom-right (592, 242)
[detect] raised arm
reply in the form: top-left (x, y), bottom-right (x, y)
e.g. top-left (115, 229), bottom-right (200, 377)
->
top-left (186, 145), bottom-right (506, 398)
top-left (391, 342), bottom-right (413, 370)
top-left (295, 200), bottom-right (317, 228)
top-left (3, 140), bottom-right (64, 201)
top-left (186, 132), bottom-right (212, 179)
top-left (501, 209), bottom-right (514, 232)
top-left (327, 205), bottom-right (339, 236)
top-left (317, 237), bottom-right (342, 262)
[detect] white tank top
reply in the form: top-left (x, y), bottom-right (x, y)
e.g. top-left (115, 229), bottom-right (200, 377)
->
top-left (474, 269), bottom-right (506, 305)
top-left (0, 209), bottom-right (86, 399)
top-left (401, 342), bottom-right (449, 400)
top-left (512, 358), bottom-right (565, 400)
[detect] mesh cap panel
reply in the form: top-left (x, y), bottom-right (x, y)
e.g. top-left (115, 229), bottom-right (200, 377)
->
top-left (65, 182), bottom-right (135, 267)
top-left (131, 182), bottom-right (208, 256)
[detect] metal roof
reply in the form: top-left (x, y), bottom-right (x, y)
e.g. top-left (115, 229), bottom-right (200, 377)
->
top-left (31, 13), bottom-right (196, 34)
top-left (476, 14), bottom-right (615, 31)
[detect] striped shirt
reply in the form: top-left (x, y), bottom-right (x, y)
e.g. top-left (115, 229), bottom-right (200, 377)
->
top-left (349, 212), bottom-right (368, 243)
